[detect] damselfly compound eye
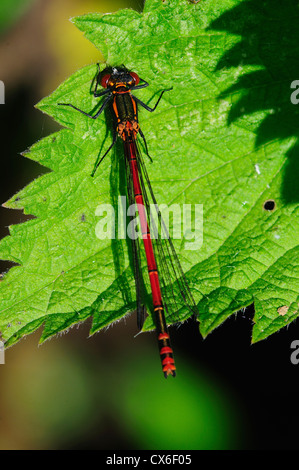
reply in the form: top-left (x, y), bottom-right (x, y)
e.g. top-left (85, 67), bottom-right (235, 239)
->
top-left (129, 72), bottom-right (140, 85)
top-left (100, 74), bottom-right (111, 88)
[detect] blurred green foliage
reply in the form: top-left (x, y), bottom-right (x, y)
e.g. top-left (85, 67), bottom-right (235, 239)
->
top-left (0, 0), bottom-right (34, 34)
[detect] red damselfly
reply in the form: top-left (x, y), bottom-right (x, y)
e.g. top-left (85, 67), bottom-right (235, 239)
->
top-left (59, 66), bottom-right (198, 377)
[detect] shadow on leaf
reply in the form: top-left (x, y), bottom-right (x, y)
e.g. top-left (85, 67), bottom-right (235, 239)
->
top-left (208, 0), bottom-right (299, 203)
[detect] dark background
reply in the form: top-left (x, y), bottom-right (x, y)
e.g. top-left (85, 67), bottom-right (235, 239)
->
top-left (0, 0), bottom-right (298, 450)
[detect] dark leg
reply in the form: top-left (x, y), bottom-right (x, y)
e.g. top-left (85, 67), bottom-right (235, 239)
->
top-left (58, 93), bottom-right (111, 119)
top-left (132, 79), bottom-right (150, 91)
top-left (93, 63), bottom-right (102, 96)
top-left (94, 89), bottom-right (111, 98)
top-left (133, 87), bottom-right (173, 112)
top-left (139, 127), bottom-right (153, 162)
top-left (91, 130), bottom-right (118, 177)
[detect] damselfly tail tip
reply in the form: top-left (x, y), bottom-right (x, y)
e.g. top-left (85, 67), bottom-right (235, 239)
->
top-left (162, 359), bottom-right (176, 378)
top-left (163, 368), bottom-right (176, 379)
top-left (159, 337), bottom-right (176, 378)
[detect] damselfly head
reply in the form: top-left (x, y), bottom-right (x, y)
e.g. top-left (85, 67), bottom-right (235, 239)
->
top-left (100, 66), bottom-right (140, 89)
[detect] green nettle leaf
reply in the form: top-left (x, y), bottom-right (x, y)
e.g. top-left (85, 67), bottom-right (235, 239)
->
top-left (0, 0), bottom-right (298, 348)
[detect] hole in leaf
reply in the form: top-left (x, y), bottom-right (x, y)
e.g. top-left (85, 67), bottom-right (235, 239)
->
top-left (263, 199), bottom-right (275, 211)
